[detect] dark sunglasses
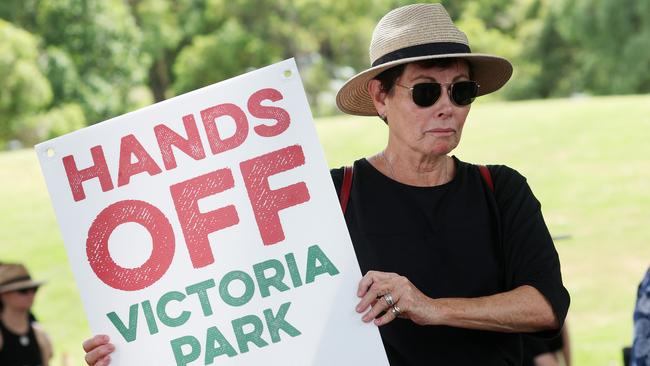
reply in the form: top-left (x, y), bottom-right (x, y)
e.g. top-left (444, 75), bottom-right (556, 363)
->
top-left (395, 81), bottom-right (479, 107)
top-left (14, 287), bottom-right (38, 295)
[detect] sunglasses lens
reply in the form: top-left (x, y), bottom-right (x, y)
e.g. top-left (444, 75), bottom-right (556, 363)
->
top-left (411, 83), bottom-right (441, 107)
top-left (451, 81), bottom-right (478, 106)
top-left (17, 287), bottom-right (37, 295)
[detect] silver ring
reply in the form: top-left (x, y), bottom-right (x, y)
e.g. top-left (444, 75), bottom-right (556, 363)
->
top-left (391, 305), bottom-right (402, 317)
top-left (383, 293), bottom-right (394, 306)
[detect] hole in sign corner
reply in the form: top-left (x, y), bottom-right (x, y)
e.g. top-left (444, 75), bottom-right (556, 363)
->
top-left (283, 69), bottom-right (293, 79)
top-left (46, 148), bottom-right (56, 158)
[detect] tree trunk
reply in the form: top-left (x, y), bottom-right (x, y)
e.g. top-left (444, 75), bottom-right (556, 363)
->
top-left (149, 57), bottom-right (170, 102)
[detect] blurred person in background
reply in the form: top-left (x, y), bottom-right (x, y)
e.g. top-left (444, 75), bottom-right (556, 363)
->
top-left (0, 263), bottom-right (52, 366)
top-left (632, 267), bottom-right (650, 366)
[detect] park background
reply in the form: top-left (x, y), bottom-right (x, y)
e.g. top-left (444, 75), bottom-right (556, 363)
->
top-left (1, 0), bottom-right (649, 364)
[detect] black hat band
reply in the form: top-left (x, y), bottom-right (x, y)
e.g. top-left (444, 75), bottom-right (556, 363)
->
top-left (0, 275), bottom-right (32, 287)
top-left (372, 42), bottom-right (471, 67)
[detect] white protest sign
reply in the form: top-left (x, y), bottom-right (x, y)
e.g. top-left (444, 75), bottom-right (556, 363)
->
top-left (36, 59), bottom-right (388, 365)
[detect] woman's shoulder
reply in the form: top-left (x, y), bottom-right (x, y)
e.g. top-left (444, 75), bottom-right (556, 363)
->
top-left (479, 163), bottom-right (541, 209)
top-left (485, 164), bottom-right (527, 186)
top-left (32, 322), bottom-right (53, 361)
top-left (330, 166), bottom-right (344, 181)
top-left (457, 158), bottom-right (534, 205)
top-left (456, 157), bottom-right (527, 186)
top-left (330, 159), bottom-right (366, 192)
top-left (330, 166), bottom-right (344, 193)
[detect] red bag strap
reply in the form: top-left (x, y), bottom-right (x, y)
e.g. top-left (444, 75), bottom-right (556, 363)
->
top-left (478, 165), bottom-right (494, 192)
top-left (340, 166), bottom-right (353, 214)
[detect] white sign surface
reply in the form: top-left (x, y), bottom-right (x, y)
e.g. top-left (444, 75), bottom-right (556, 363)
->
top-left (36, 59), bottom-right (388, 365)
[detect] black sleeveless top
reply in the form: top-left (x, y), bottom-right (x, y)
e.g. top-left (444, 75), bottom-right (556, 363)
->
top-left (0, 319), bottom-right (43, 366)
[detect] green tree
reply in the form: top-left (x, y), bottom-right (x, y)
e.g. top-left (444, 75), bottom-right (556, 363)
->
top-left (0, 19), bottom-right (52, 146)
top-left (126, 0), bottom-right (210, 102)
top-left (505, 0), bottom-right (580, 99)
top-left (441, 0), bottom-right (516, 31)
top-left (172, 18), bottom-right (283, 95)
top-left (562, 0), bottom-right (650, 95)
top-left (34, 0), bottom-right (148, 124)
top-left (171, 0), bottom-right (395, 113)
top-left (3, 0), bottom-right (649, 134)
top-left (14, 104), bottom-right (86, 146)
top-left (0, 0), bottom-right (39, 30)
top-left (41, 46), bottom-right (81, 107)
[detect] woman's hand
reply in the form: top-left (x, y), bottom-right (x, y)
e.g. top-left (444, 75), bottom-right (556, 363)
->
top-left (356, 271), bottom-right (559, 332)
top-left (356, 270), bottom-right (437, 326)
top-left (83, 335), bottom-right (115, 366)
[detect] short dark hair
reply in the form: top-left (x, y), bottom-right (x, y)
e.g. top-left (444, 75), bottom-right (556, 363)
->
top-left (374, 58), bottom-right (473, 94)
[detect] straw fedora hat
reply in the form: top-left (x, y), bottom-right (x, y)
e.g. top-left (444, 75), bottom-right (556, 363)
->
top-left (336, 3), bottom-right (513, 116)
top-left (0, 263), bottom-right (44, 294)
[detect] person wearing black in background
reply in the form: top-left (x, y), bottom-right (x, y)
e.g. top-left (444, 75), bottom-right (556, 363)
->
top-left (0, 263), bottom-right (53, 366)
top-left (631, 267), bottom-right (650, 366)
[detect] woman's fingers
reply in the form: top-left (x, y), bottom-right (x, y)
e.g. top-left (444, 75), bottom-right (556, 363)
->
top-left (356, 272), bottom-right (429, 326)
top-left (82, 335), bottom-right (109, 353)
top-left (84, 342), bottom-right (115, 365)
top-left (361, 285), bottom-right (406, 322)
top-left (95, 355), bottom-right (112, 366)
top-left (356, 271), bottom-right (394, 297)
top-left (362, 293), bottom-right (395, 322)
top-left (373, 304), bottom-right (400, 326)
top-left (356, 280), bottom-right (392, 313)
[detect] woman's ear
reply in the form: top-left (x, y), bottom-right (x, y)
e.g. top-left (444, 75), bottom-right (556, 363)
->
top-left (368, 79), bottom-right (388, 117)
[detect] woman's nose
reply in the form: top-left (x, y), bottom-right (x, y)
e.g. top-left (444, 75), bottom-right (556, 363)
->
top-left (434, 89), bottom-right (454, 118)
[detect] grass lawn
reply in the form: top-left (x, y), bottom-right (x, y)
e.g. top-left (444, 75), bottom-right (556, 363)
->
top-left (1, 94), bottom-right (649, 365)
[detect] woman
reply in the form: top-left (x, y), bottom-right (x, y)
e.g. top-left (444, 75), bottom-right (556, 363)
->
top-left (0, 263), bottom-right (53, 366)
top-left (334, 3), bottom-right (569, 365)
top-left (83, 3), bottom-right (569, 365)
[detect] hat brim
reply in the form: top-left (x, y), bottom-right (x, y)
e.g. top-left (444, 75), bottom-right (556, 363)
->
top-left (336, 53), bottom-right (513, 116)
top-left (0, 280), bottom-right (44, 293)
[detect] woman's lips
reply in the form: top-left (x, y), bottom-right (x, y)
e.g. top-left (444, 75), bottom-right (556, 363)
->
top-left (425, 128), bottom-right (456, 134)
